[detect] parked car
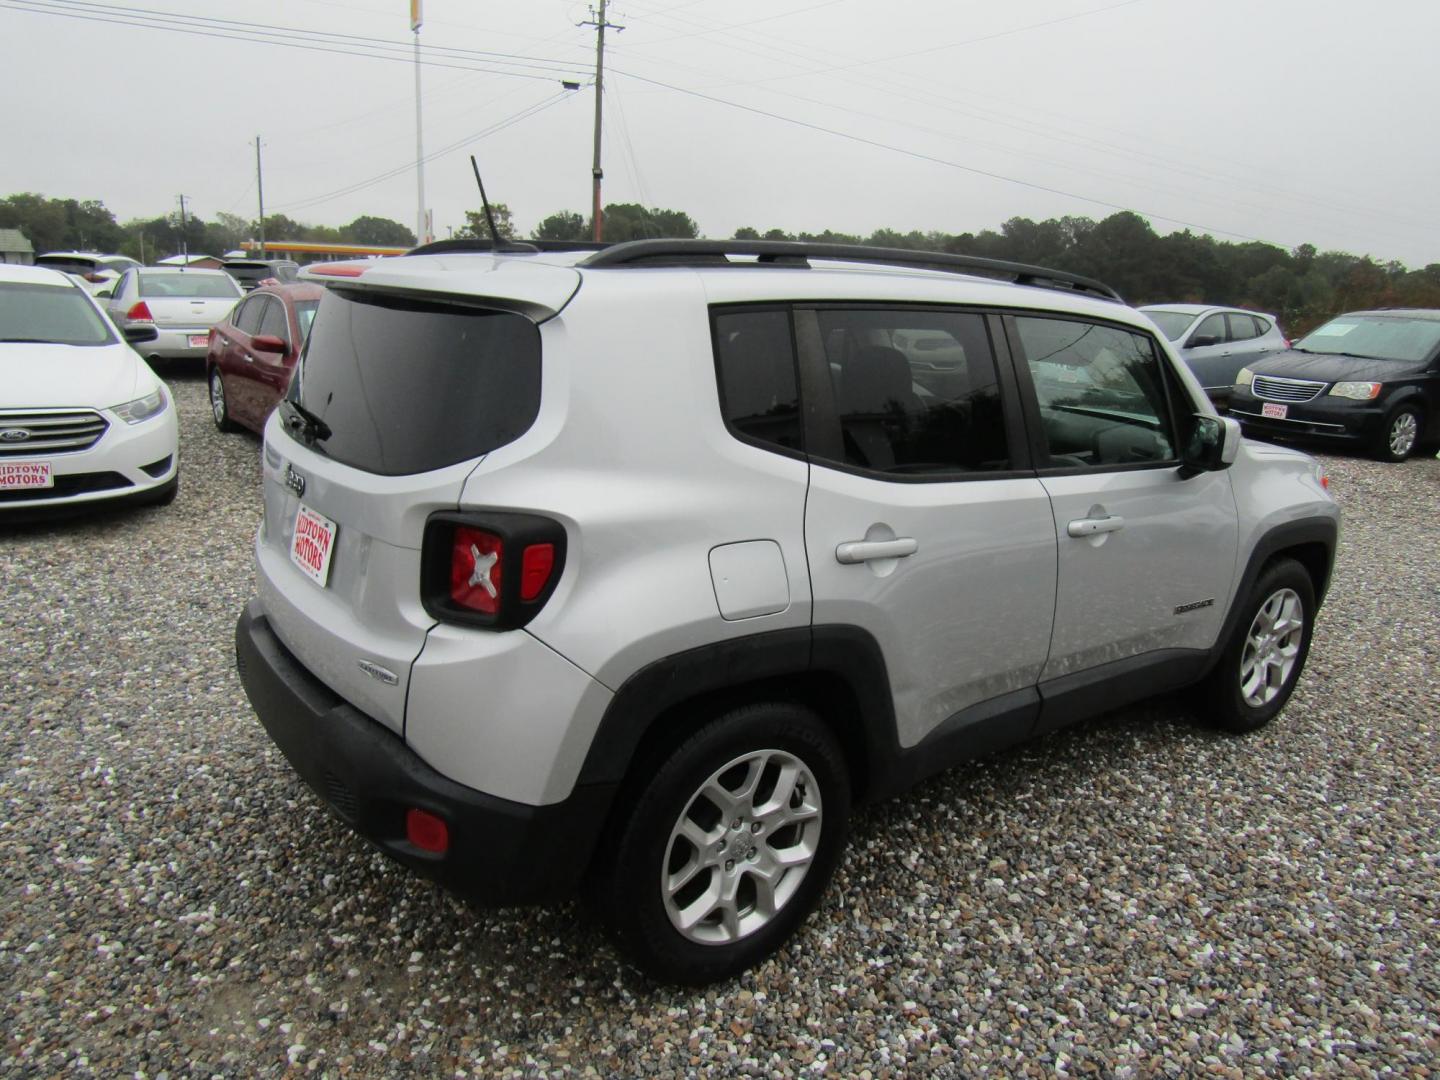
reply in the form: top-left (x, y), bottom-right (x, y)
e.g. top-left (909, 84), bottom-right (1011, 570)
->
top-left (221, 258), bottom-right (301, 292)
top-left (206, 283), bottom-right (323, 434)
top-left (104, 267), bottom-right (243, 362)
top-left (235, 239), bottom-right (1338, 984)
top-left (0, 264), bottom-right (178, 511)
top-left (1139, 304), bottom-right (1288, 409)
top-left (35, 251), bottom-right (142, 295)
top-left (1230, 308), bottom-right (1440, 461)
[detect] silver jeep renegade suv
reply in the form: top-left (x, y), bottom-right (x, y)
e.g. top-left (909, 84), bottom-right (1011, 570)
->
top-left (236, 239), bottom-right (1339, 984)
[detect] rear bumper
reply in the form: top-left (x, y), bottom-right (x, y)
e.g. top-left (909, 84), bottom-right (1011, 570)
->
top-left (235, 600), bottom-right (615, 905)
top-left (139, 326), bottom-right (213, 360)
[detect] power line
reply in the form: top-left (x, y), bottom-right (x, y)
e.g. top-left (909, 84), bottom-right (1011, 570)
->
top-left (611, 67), bottom-right (1287, 247)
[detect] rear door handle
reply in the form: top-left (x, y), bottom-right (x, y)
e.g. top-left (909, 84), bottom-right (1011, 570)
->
top-left (1067, 515), bottom-right (1125, 538)
top-left (835, 537), bottom-right (919, 564)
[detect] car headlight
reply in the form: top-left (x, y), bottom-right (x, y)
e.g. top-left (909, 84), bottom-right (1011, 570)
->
top-left (1235, 367), bottom-right (1254, 387)
top-left (112, 387), bottom-right (168, 424)
top-left (1328, 381), bottom-right (1382, 400)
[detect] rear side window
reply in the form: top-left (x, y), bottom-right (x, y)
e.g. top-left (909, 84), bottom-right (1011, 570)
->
top-left (287, 290), bottom-right (540, 476)
top-left (1227, 313), bottom-right (1260, 341)
top-left (234, 296), bottom-right (265, 334)
top-left (713, 309), bottom-right (801, 453)
top-left (815, 308), bottom-right (1010, 474)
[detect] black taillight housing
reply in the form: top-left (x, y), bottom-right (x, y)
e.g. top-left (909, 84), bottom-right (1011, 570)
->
top-left (420, 511), bottom-right (567, 629)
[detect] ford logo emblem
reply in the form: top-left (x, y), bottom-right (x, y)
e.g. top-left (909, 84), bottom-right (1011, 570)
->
top-left (0, 428), bottom-right (31, 443)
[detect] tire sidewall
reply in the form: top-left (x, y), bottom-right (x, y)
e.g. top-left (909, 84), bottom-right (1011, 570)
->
top-left (1209, 559), bottom-right (1316, 733)
top-left (209, 367), bottom-right (233, 432)
top-left (603, 702), bottom-right (851, 985)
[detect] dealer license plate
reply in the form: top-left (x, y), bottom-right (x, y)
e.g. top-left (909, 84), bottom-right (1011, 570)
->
top-left (189, 334), bottom-right (209, 348)
top-left (1261, 402), bottom-right (1288, 420)
top-left (0, 461), bottom-right (54, 490)
top-left (291, 504), bottom-right (338, 587)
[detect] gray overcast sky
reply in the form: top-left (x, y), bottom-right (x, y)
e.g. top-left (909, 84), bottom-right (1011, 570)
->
top-left (3, 0), bottom-right (1438, 265)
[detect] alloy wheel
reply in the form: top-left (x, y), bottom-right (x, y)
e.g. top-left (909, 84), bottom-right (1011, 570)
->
top-left (1389, 411), bottom-right (1418, 458)
top-left (1239, 587), bottom-right (1305, 708)
top-left (210, 371), bottom-right (227, 426)
top-left (662, 748), bottom-right (823, 945)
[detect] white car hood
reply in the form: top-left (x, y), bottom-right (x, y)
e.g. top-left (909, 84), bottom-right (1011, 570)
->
top-left (0, 342), bottom-right (149, 410)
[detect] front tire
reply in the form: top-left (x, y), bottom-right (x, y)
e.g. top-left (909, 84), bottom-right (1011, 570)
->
top-left (209, 368), bottom-right (238, 433)
top-left (1375, 404), bottom-right (1422, 462)
top-left (1202, 558), bottom-right (1315, 734)
top-left (595, 702), bottom-right (850, 985)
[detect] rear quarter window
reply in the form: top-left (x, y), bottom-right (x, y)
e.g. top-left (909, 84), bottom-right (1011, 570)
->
top-left (287, 290), bottom-right (541, 476)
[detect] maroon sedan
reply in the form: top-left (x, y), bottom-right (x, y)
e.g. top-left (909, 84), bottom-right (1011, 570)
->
top-left (205, 283), bottom-right (323, 434)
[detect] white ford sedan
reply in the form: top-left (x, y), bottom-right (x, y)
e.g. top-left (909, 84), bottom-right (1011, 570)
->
top-left (0, 265), bottom-right (179, 512)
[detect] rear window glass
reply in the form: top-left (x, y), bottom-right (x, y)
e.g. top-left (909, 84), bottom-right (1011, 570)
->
top-left (286, 290), bottom-right (540, 476)
top-left (0, 282), bottom-right (115, 346)
top-left (139, 272), bottom-right (241, 299)
top-left (35, 256), bottom-right (97, 276)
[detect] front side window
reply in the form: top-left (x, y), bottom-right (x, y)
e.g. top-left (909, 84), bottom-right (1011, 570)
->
top-left (1190, 313), bottom-right (1226, 345)
top-left (713, 309), bottom-right (801, 453)
top-left (1015, 316), bottom-right (1176, 468)
top-left (814, 308), bottom-right (1010, 474)
top-left (233, 296), bottom-right (265, 335)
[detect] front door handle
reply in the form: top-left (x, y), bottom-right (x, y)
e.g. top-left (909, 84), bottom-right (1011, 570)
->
top-left (835, 537), bottom-right (919, 564)
top-left (1067, 515), bottom-right (1125, 538)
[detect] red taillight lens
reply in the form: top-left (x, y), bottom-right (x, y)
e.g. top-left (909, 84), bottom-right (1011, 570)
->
top-left (405, 808), bottom-right (449, 854)
top-left (126, 301), bottom-right (154, 322)
top-left (450, 526), bottom-right (503, 614)
top-left (520, 543), bottom-right (556, 601)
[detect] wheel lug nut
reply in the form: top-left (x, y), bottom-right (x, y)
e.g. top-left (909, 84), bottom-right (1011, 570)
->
top-left (715, 841), bottom-right (725, 853)
top-left (725, 859), bottom-right (735, 872)
top-left (747, 850), bottom-right (758, 861)
top-left (751, 822), bottom-right (761, 833)
top-left (731, 819), bottom-right (742, 830)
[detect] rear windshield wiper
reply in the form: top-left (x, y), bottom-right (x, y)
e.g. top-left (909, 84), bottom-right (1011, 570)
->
top-left (282, 398), bottom-right (332, 443)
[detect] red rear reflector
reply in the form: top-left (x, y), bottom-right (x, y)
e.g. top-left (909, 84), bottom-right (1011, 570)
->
top-left (405, 808), bottom-right (449, 853)
top-left (520, 543), bottom-right (556, 601)
top-left (309, 263), bottom-right (367, 278)
top-left (450, 526), bottom-right (502, 614)
top-left (1320, 474), bottom-right (1329, 490)
top-left (126, 301), bottom-right (154, 322)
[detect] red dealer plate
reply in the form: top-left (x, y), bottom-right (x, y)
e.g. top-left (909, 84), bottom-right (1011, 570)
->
top-left (188, 334), bottom-right (209, 348)
top-left (290, 504), bottom-right (338, 587)
top-left (0, 461), bottom-right (54, 490)
top-left (1261, 402), bottom-right (1288, 420)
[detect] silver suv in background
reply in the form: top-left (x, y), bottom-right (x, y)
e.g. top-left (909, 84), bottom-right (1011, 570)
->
top-left (1140, 304), bottom-right (1288, 408)
top-left (235, 240), bottom-right (1339, 984)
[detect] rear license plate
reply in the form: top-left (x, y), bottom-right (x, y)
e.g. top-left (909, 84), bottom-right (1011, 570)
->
top-left (291, 504), bottom-right (338, 586)
top-left (1261, 402), bottom-right (1288, 419)
top-left (0, 461), bottom-right (53, 490)
top-left (189, 334), bottom-right (209, 348)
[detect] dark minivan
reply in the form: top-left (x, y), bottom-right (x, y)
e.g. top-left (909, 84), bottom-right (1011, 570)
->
top-left (1229, 309), bottom-right (1440, 461)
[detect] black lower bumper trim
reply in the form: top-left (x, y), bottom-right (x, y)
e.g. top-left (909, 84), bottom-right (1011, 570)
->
top-left (235, 600), bottom-right (615, 905)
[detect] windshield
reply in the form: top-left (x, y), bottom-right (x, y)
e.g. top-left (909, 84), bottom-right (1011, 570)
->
top-left (1296, 315), bottom-right (1440, 362)
top-left (0, 281), bottom-right (116, 346)
top-left (295, 300), bottom-right (319, 341)
top-left (1140, 310), bottom-right (1195, 341)
top-left (139, 272), bottom-right (242, 299)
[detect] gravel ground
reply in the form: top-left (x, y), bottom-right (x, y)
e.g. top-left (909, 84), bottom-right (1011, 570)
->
top-left (1, 371), bottom-right (1437, 1078)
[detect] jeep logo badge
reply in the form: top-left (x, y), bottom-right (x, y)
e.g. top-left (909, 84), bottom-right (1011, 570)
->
top-left (283, 463), bottom-right (306, 498)
top-left (0, 428), bottom-right (31, 443)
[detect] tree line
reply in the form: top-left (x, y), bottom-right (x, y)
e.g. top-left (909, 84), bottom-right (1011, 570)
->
top-left (6, 191), bottom-right (1436, 336)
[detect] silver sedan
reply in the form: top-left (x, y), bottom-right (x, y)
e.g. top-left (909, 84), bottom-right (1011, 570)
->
top-left (105, 268), bottom-right (243, 362)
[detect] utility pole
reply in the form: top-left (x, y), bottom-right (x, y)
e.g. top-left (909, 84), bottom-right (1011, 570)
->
top-left (250, 136), bottom-right (264, 259)
top-left (412, 1), bottom-right (426, 245)
top-left (178, 194), bottom-right (188, 262)
top-left (255, 136), bottom-right (266, 258)
top-left (582, 0), bottom-right (623, 242)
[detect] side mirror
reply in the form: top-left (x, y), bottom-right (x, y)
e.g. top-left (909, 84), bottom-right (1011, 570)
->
top-left (1180, 414), bottom-right (1241, 476)
top-left (1187, 334), bottom-right (1220, 349)
top-left (123, 324), bottom-right (159, 344)
top-left (251, 333), bottom-right (286, 354)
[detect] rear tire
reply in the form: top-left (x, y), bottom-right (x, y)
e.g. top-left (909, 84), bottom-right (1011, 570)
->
top-left (209, 368), bottom-right (238, 433)
top-left (1374, 404), bottom-right (1422, 462)
top-left (594, 702), bottom-right (850, 985)
top-left (1201, 558), bottom-right (1315, 734)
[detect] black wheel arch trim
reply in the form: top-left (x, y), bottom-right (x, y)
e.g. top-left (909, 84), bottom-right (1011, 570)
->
top-left (1210, 516), bottom-right (1338, 664)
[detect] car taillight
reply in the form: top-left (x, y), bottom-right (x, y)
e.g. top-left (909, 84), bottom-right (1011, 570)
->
top-left (421, 512), bottom-right (566, 629)
top-left (126, 301), bottom-right (154, 322)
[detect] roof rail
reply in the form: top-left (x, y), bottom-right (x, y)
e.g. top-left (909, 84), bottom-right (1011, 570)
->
top-left (579, 239), bottom-right (1123, 302)
top-left (406, 238), bottom-right (611, 256)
